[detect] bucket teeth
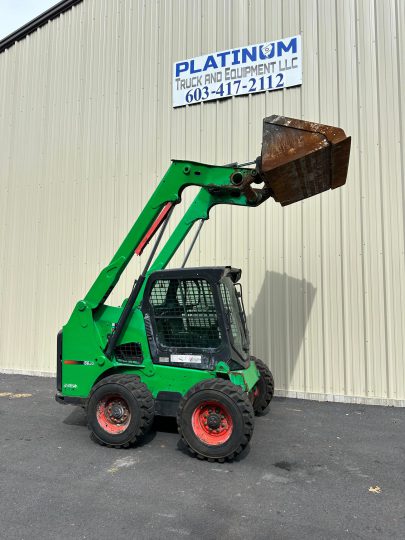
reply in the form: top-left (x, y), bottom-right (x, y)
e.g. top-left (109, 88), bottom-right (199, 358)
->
top-left (258, 115), bottom-right (351, 206)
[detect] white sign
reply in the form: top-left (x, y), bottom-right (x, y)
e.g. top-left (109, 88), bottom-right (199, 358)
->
top-left (173, 35), bottom-right (302, 108)
top-left (170, 354), bottom-right (202, 364)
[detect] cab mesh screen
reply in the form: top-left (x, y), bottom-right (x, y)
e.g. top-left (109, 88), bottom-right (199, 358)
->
top-left (220, 282), bottom-right (244, 353)
top-left (150, 278), bottom-right (221, 349)
top-left (114, 342), bottom-right (143, 364)
top-left (220, 283), bottom-right (239, 341)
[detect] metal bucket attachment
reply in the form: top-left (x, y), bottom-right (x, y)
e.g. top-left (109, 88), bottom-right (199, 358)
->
top-left (257, 115), bottom-right (351, 206)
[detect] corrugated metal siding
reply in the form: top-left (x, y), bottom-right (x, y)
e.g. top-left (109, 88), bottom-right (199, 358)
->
top-left (0, 0), bottom-right (404, 404)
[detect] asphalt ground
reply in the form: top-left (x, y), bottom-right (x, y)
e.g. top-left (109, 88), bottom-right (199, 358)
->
top-left (0, 373), bottom-right (404, 540)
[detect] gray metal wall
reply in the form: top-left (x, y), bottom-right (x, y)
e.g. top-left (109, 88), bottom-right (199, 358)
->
top-left (0, 0), bottom-right (404, 405)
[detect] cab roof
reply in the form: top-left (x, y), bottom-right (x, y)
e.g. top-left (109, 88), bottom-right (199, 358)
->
top-left (149, 266), bottom-right (242, 283)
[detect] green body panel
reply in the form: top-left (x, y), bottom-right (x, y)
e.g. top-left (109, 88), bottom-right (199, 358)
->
top-left (61, 306), bottom-right (259, 398)
top-left (60, 161), bottom-right (260, 402)
top-left (229, 360), bottom-right (260, 390)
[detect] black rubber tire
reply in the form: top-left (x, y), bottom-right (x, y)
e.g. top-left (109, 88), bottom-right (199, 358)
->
top-left (177, 379), bottom-right (254, 462)
top-left (87, 374), bottom-right (154, 448)
top-left (252, 357), bottom-right (274, 415)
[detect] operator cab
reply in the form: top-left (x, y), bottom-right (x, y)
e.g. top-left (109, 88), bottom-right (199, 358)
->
top-left (141, 267), bottom-right (250, 371)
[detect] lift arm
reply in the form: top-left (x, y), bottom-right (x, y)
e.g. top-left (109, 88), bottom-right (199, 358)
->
top-left (84, 115), bottom-right (351, 313)
top-left (84, 161), bottom-right (259, 310)
top-left (146, 186), bottom-right (250, 277)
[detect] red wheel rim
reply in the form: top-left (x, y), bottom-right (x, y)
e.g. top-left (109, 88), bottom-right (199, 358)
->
top-left (191, 400), bottom-right (233, 445)
top-left (96, 395), bottom-right (131, 434)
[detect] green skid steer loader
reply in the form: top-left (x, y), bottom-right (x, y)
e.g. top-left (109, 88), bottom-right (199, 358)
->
top-left (56, 116), bottom-right (351, 461)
